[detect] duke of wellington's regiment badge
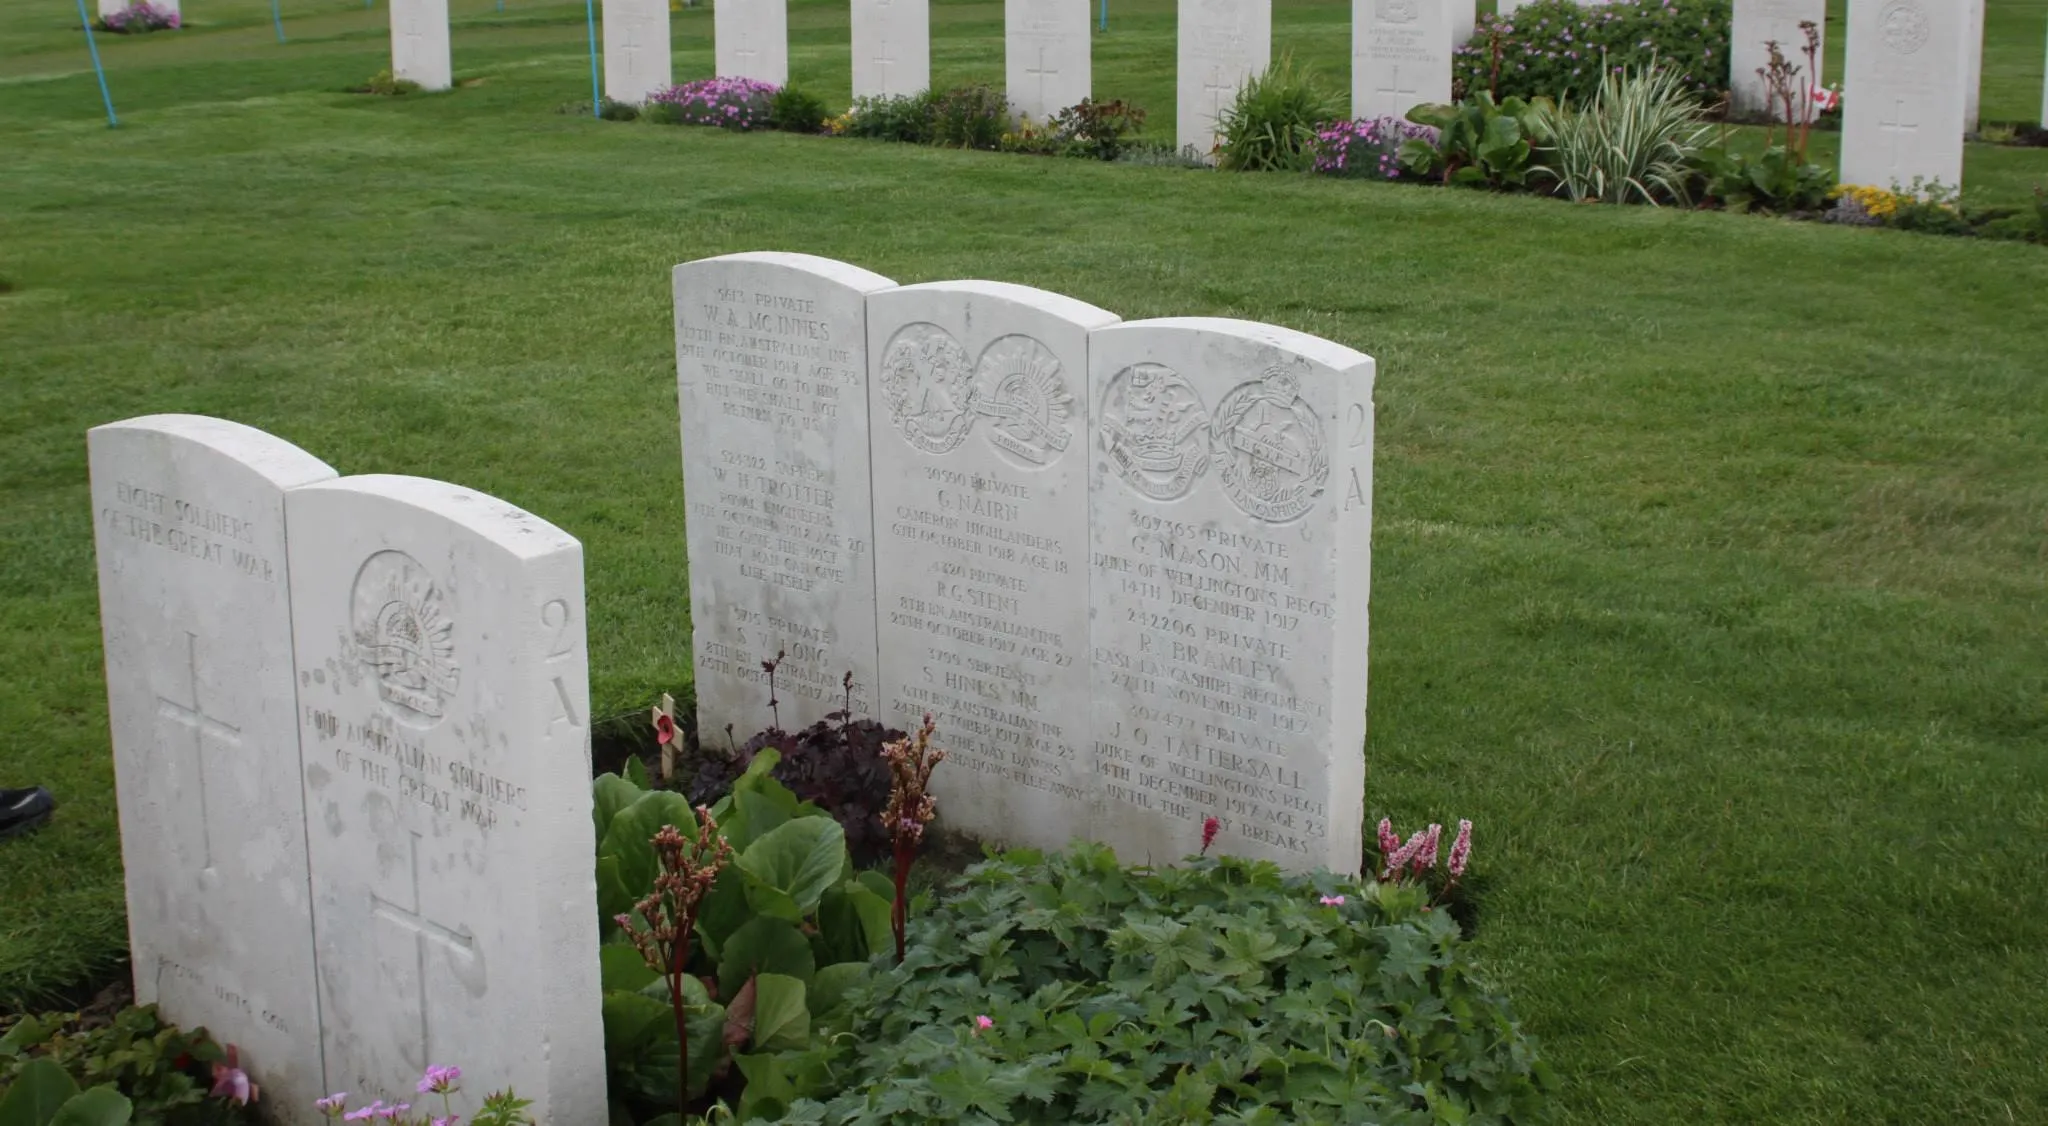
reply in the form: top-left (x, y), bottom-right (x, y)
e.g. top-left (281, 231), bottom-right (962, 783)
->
top-left (1211, 362), bottom-right (1330, 522)
top-left (1376, 0), bottom-right (1419, 23)
top-left (880, 323), bottom-right (979, 454)
top-left (348, 550), bottom-right (460, 726)
top-left (1099, 363), bottom-right (1213, 501)
top-left (970, 334), bottom-right (1074, 466)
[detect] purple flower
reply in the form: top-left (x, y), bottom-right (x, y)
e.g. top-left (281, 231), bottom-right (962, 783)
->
top-left (344, 1103), bottom-right (385, 1122)
top-left (316, 1095), bottom-right (350, 1117)
top-left (1319, 894), bottom-right (1346, 906)
top-left (417, 1066), bottom-right (461, 1095)
top-left (377, 1104), bottom-right (410, 1122)
top-left (1448, 820), bottom-right (1473, 879)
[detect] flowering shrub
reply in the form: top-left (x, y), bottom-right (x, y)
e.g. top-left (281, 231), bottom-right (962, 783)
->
top-left (100, 1), bottom-right (179, 32)
top-left (999, 99), bottom-right (1148, 160)
top-left (1454, 0), bottom-right (1730, 106)
top-left (1312, 115), bottom-right (1438, 179)
top-left (765, 844), bottom-right (1552, 1123)
top-left (0, 1003), bottom-right (257, 1126)
top-left (644, 77), bottom-right (777, 131)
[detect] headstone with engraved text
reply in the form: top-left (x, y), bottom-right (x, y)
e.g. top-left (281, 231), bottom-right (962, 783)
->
top-left (288, 475), bottom-right (603, 1126)
top-left (604, 0), bottom-right (673, 104)
top-left (1176, 0), bottom-right (1271, 159)
top-left (674, 253), bottom-right (895, 741)
top-left (1087, 319), bottom-right (1373, 875)
top-left (851, 0), bottom-right (930, 99)
top-left (91, 415), bottom-right (336, 1126)
top-left (1352, 0), bottom-right (1451, 124)
top-left (866, 281), bottom-right (1119, 852)
top-left (1841, 0), bottom-right (1968, 189)
top-left (716, 0), bottom-right (789, 87)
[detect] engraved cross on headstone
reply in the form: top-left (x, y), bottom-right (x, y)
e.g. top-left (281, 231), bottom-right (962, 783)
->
top-left (1376, 65), bottom-right (1418, 101)
top-left (1878, 97), bottom-right (1919, 175)
top-left (619, 10), bottom-right (644, 79)
top-left (871, 16), bottom-right (897, 94)
top-left (400, 5), bottom-right (426, 74)
top-left (156, 631), bottom-right (238, 874)
top-left (1025, 43), bottom-right (1059, 108)
top-left (1202, 65), bottom-right (1236, 123)
top-left (372, 830), bottom-right (476, 1069)
top-left (731, 19), bottom-right (761, 73)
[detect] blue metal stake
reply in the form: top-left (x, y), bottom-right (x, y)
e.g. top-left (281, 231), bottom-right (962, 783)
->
top-left (584, 0), bottom-right (600, 118)
top-left (72, 0), bottom-right (118, 127)
top-left (269, 0), bottom-right (285, 41)
top-left (1098, 0), bottom-right (1106, 32)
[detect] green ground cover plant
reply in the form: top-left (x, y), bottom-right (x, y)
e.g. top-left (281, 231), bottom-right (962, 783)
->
top-left (2, 0), bottom-right (2047, 1122)
top-left (1456, 0), bottom-right (1730, 105)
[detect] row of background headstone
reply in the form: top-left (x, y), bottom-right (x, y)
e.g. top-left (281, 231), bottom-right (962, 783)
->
top-left (674, 252), bottom-right (1375, 878)
top-left (90, 416), bottom-right (604, 1126)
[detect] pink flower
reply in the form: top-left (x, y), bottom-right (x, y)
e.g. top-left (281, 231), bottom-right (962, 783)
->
top-left (1319, 894), bottom-right (1346, 906)
top-left (433, 1118), bottom-right (460, 1126)
top-left (1200, 816), bottom-right (1220, 855)
top-left (1448, 820), bottom-right (1473, 880)
top-left (1376, 817), bottom-right (1400, 860)
top-left (417, 1066), bottom-right (461, 1095)
top-left (316, 1095), bottom-right (349, 1117)
top-left (377, 1104), bottom-right (410, 1121)
top-left (344, 1103), bottom-right (385, 1122)
top-left (972, 1015), bottom-right (994, 1034)
top-left (1413, 824), bottom-right (1443, 873)
top-left (210, 1046), bottom-right (259, 1106)
top-left (1386, 829), bottom-right (1427, 877)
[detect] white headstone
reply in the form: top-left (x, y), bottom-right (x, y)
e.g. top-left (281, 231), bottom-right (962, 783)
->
top-left (604, 0), bottom-right (673, 104)
top-left (1088, 319), bottom-right (1373, 875)
top-left (716, 0), bottom-right (789, 87)
top-left (1006, 0), bottom-right (1091, 122)
top-left (1352, 0), bottom-right (1452, 124)
top-left (1841, 0), bottom-right (1968, 189)
top-left (674, 253), bottom-right (894, 740)
top-left (1176, 0), bottom-right (1271, 159)
top-left (1730, 0), bottom-right (1826, 119)
top-left (1451, 0), bottom-right (1474, 46)
top-left (866, 281), bottom-right (1119, 852)
top-left (851, 0), bottom-right (930, 99)
top-left (90, 415), bottom-right (335, 1125)
top-left (1963, 0), bottom-right (1983, 131)
top-left (288, 476), bottom-right (602, 1124)
top-left (389, 0), bottom-right (452, 92)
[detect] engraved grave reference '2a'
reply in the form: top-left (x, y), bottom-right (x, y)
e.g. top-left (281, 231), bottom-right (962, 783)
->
top-left (867, 281), bottom-right (1120, 853)
top-left (90, 414), bottom-right (337, 1126)
top-left (290, 474), bottom-right (604, 1126)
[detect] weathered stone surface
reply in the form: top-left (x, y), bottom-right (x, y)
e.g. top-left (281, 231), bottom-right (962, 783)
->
top-left (91, 414), bottom-right (336, 1126)
top-left (866, 280), bottom-right (1119, 851)
top-left (1006, 0), bottom-right (1091, 122)
top-left (288, 475), bottom-right (603, 1126)
top-left (604, 0), bottom-right (673, 104)
top-left (716, 0), bottom-right (788, 87)
top-left (1842, 0), bottom-right (1969, 189)
top-left (1087, 318), bottom-right (1373, 875)
top-left (675, 252), bottom-right (894, 739)
top-left (1177, 0), bottom-right (1271, 159)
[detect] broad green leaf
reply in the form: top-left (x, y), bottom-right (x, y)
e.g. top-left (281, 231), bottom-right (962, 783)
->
top-left (0, 1016), bottom-right (51, 1058)
top-left (598, 942), bottom-right (658, 993)
top-left (599, 990), bottom-right (671, 1059)
top-left (732, 785), bottom-right (791, 852)
top-left (716, 915), bottom-right (816, 1000)
top-left (47, 1088), bottom-right (130, 1126)
top-left (623, 754), bottom-right (650, 790)
top-left (695, 867), bottom-right (751, 958)
top-left (0, 1059), bottom-right (81, 1126)
top-left (732, 1052), bottom-right (796, 1119)
top-left (594, 855), bottom-right (633, 936)
top-left (806, 962), bottom-right (867, 1020)
top-left (601, 790), bottom-right (699, 913)
top-left (738, 817), bottom-right (846, 919)
top-left (592, 773), bottom-right (643, 844)
top-left (750, 973), bottom-right (811, 1052)
top-left (816, 883), bottom-right (893, 964)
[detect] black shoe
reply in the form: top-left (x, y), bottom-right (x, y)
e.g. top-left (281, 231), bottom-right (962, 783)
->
top-left (0, 788), bottom-right (54, 839)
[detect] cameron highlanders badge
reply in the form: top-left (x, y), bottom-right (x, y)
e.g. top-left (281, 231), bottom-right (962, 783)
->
top-left (1212, 363), bottom-right (1330, 522)
top-left (1099, 362), bottom-right (1212, 501)
top-left (971, 334), bottom-right (1073, 466)
top-left (348, 550), bottom-right (459, 726)
top-left (880, 323), bottom-right (978, 454)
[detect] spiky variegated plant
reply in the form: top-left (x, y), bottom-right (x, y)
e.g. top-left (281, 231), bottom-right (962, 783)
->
top-left (1531, 58), bottom-right (1712, 206)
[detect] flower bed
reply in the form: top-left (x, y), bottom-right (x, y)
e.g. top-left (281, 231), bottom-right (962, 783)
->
top-left (99, 1), bottom-right (180, 32)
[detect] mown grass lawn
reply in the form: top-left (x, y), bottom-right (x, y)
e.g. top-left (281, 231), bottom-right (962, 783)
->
top-left (3, 0), bottom-right (2047, 1122)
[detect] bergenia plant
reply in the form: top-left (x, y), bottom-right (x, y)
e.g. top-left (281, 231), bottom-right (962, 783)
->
top-left (614, 810), bottom-right (733, 1119)
top-left (880, 713), bottom-right (946, 964)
